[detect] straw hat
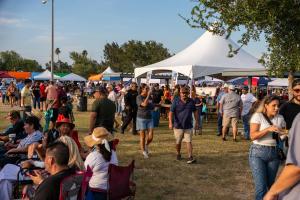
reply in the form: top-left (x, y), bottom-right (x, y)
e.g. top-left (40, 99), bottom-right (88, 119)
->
top-left (84, 127), bottom-right (114, 148)
top-left (56, 114), bottom-right (75, 129)
top-left (25, 110), bottom-right (43, 120)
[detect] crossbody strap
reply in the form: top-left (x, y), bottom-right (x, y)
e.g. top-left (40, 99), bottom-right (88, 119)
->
top-left (262, 113), bottom-right (279, 145)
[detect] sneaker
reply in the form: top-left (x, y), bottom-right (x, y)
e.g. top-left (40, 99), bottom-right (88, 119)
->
top-left (187, 157), bottom-right (196, 164)
top-left (142, 151), bottom-right (149, 159)
top-left (176, 154), bottom-right (182, 161)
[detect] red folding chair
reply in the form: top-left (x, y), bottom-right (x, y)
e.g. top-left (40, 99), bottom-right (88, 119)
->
top-left (107, 160), bottom-right (136, 200)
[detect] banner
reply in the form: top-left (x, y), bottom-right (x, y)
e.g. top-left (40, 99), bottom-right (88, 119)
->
top-left (171, 71), bottom-right (178, 88)
top-left (146, 71), bottom-right (152, 85)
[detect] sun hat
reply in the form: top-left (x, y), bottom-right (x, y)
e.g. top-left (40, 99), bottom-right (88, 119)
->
top-left (106, 84), bottom-right (113, 88)
top-left (84, 127), bottom-right (114, 148)
top-left (222, 83), bottom-right (229, 88)
top-left (56, 114), bottom-right (75, 129)
top-left (25, 110), bottom-right (43, 120)
top-left (121, 88), bottom-right (127, 93)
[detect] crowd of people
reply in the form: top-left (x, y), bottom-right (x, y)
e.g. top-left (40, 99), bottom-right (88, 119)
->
top-left (0, 77), bottom-right (300, 200)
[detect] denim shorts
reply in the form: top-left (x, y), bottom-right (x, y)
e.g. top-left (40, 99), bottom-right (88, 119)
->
top-left (136, 117), bottom-right (154, 131)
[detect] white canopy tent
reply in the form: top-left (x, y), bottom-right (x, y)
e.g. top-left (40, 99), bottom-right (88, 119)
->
top-left (33, 70), bottom-right (61, 80)
top-left (268, 78), bottom-right (288, 87)
top-left (135, 31), bottom-right (264, 79)
top-left (60, 73), bottom-right (86, 82)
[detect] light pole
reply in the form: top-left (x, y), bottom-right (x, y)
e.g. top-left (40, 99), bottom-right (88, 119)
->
top-left (42, 0), bottom-right (54, 81)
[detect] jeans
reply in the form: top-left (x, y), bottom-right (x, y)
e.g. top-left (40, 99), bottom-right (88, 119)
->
top-left (242, 114), bottom-right (250, 139)
top-left (152, 108), bottom-right (160, 127)
top-left (33, 96), bottom-right (40, 109)
top-left (249, 144), bottom-right (280, 200)
top-left (217, 113), bottom-right (222, 134)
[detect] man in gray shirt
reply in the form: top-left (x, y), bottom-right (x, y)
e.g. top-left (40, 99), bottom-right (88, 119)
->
top-left (219, 85), bottom-right (242, 141)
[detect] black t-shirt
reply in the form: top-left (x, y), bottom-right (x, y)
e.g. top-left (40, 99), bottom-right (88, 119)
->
top-left (34, 168), bottom-right (75, 200)
top-left (136, 95), bottom-right (154, 119)
top-left (152, 89), bottom-right (163, 104)
top-left (279, 101), bottom-right (300, 129)
top-left (32, 85), bottom-right (41, 97)
top-left (124, 89), bottom-right (138, 109)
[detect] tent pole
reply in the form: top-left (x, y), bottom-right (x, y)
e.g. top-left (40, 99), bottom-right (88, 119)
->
top-left (248, 76), bottom-right (252, 93)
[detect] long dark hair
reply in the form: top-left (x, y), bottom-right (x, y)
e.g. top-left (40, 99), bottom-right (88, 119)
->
top-left (139, 83), bottom-right (148, 94)
top-left (97, 141), bottom-right (113, 162)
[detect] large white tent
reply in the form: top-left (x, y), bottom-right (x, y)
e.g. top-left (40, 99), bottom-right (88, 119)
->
top-left (33, 70), bottom-right (61, 80)
top-left (134, 31), bottom-right (264, 79)
top-left (268, 78), bottom-right (288, 87)
top-left (61, 73), bottom-right (86, 82)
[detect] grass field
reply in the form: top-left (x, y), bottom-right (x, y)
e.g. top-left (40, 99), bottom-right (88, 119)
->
top-left (0, 103), bottom-right (255, 200)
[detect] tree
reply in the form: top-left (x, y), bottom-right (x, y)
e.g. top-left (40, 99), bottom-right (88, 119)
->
top-left (70, 51), bottom-right (101, 78)
top-left (0, 50), bottom-right (42, 72)
top-left (55, 48), bottom-right (61, 70)
top-left (186, 0), bottom-right (300, 97)
top-left (102, 40), bottom-right (171, 72)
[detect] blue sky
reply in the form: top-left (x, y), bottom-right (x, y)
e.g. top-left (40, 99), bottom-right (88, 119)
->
top-left (0, 0), bottom-right (266, 66)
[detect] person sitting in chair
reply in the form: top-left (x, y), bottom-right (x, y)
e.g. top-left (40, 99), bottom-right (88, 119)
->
top-left (0, 110), bottom-right (25, 143)
top-left (84, 127), bottom-right (118, 200)
top-left (30, 141), bottom-right (76, 200)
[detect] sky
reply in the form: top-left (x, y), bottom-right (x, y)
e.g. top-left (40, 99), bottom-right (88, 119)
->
top-left (0, 0), bottom-right (266, 67)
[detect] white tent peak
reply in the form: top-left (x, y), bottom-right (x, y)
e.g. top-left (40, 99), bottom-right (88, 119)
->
top-left (102, 67), bottom-right (116, 74)
top-left (135, 30), bottom-right (264, 79)
top-left (33, 70), bottom-right (61, 80)
top-left (61, 73), bottom-right (86, 82)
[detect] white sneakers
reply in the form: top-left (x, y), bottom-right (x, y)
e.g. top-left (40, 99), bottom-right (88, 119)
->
top-left (142, 151), bottom-right (149, 159)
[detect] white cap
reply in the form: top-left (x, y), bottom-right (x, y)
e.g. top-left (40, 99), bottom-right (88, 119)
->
top-left (223, 83), bottom-right (229, 88)
top-left (228, 85), bottom-right (235, 90)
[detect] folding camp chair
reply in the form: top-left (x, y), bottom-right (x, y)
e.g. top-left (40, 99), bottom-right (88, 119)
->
top-left (107, 160), bottom-right (136, 200)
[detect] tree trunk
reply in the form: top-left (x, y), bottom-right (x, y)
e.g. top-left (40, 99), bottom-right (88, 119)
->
top-left (288, 71), bottom-right (294, 100)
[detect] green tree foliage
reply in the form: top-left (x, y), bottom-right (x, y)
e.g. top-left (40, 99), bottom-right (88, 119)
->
top-left (186, 0), bottom-right (300, 76)
top-left (45, 60), bottom-right (71, 73)
top-left (0, 50), bottom-right (42, 72)
top-left (102, 40), bottom-right (172, 72)
top-left (69, 51), bottom-right (103, 78)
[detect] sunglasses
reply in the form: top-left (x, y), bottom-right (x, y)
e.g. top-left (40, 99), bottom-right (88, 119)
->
top-left (293, 89), bottom-right (300, 93)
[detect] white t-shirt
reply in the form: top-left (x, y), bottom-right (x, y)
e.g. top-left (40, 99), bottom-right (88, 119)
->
top-left (250, 113), bottom-right (286, 146)
top-left (84, 150), bottom-right (118, 190)
top-left (108, 91), bottom-right (117, 102)
top-left (241, 93), bottom-right (257, 116)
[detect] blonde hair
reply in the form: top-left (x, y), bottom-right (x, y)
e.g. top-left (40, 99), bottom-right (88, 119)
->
top-left (255, 95), bottom-right (281, 114)
top-left (58, 136), bottom-right (84, 170)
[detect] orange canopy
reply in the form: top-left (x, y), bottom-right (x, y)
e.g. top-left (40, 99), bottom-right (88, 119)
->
top-left (88, 74), bottom-right (103, 81)
top-left (8, 71), bottom-right (31, 79)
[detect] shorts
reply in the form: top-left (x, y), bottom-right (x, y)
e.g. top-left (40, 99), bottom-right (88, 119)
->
top-left (222, 115), bottom-right (238, 129)
top-left (136, 117), bottom-right (153, 131)
top-left (174, 128), bottom-right (192, 144)
top-left (40, 97), bottom-right (46, 102)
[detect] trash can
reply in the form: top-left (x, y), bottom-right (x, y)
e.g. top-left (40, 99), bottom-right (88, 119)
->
top-left (77, 96), bottom-right (87, 112)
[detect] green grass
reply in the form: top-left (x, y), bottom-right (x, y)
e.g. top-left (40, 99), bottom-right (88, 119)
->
top-left (0, 104), bottom-right (254, 200)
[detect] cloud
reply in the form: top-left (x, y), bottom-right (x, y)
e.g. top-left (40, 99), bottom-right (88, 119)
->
top-left (0, 17), bottom-right (24, 26)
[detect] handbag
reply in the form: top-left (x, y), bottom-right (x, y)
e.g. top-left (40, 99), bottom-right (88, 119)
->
top-left (262, 113), bottom-right (286, 161)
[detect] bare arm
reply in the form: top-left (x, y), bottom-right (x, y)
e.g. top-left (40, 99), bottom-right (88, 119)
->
top-left (264, 164), bottom-right (300, 199)
top-left (250, 123), bottom-right (280, 140)
top-left (89, 112), bottom-right (97, 134)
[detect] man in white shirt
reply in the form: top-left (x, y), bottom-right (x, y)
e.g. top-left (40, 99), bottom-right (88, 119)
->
top-left (106, 84), bottom-right (116, 103)
top-left (241, 86), bottom-right (257, 140)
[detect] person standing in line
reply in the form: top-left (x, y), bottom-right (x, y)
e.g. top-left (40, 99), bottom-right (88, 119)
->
top-left (279, 78), bottom-right (300, 130)
top-left (136, 84), bottom-right (155, 159)
top-left (249, 95), bottom-right (286, 200)
top-left (21, 79), bottom-right (33, 119)
top-left (121, 82), bottom-right (138, 135)
top-left (241, 86), bottom-right (257, 140)
top-left (219, 85), bottom-right (242, 141)
top-left (39, 81), bottom-right (47, 111)
top-left (216, 84), bottom-right (229, 136)
top-left (7, 82), bottom-right (17, 107)
top-left (169, 86), bottom-right (198, 164)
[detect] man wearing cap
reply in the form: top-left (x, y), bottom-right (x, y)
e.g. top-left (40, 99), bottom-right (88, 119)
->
top-left (219, 85), bottom-right (243, 141)
top-left (90, 87), bottom-right (116, 134)
top-left (0, 111), bottom-right (24, 142)
top-left (151, 84), bottom-right (163, 127)
top-left (216, 84), bottom-right (229, 136)
top-left (241, 86), bottom-right (257, 140)
top-left (169, 86), bottom-right (198, 164)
